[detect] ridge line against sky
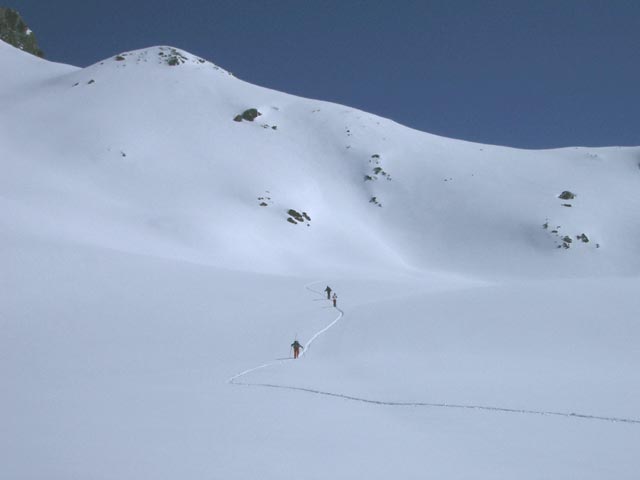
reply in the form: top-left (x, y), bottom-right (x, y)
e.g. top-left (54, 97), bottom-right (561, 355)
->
top-left (3, 0), bottom-right (639, 149)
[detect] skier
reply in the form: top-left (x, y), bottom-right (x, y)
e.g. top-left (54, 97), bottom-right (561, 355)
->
top-left (291, 339), bottom-right (304, 359)
top-left (332, 292), bottom-right (338, 308)
top-left (325, 285), bottom-right (332, 299)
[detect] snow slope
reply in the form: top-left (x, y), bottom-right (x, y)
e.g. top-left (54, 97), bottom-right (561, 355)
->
top-left (2, 40), bottom-right (640, 479)
top-left (2, 40), bottom-right (639, 277)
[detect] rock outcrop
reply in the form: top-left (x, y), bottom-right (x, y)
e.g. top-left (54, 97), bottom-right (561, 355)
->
top-left (0, 7), bottom-right (44, 57)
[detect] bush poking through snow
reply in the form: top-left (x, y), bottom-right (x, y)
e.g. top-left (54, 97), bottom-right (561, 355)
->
top-left (286, 209), bottom-right (311, 226)
top-left (365, 155), bottom-right (391, 182)
top-left (257, 193), bottom-right (273, 207)
top-left (158, 48), bottom-right (188, 66)
top-left (544, 220), bottom-right (595, 250)
top-left (577, 233), bottom-right (589, 243)
top-left (559, 191), bottom-right (576, 200)
top-left (233, 108), bottom-right (262, 122)
top-left (242, 109), bottom-right (261, 121)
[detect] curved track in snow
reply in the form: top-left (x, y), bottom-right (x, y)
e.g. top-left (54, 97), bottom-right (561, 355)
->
top-left (228, 281), bottom-right (343, 385)
top-left (229, 282), bottom-right (640, 426)
top-left (235, 382), bottom-right (640, 425)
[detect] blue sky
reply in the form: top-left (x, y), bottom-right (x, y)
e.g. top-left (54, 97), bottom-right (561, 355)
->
top-left (5, 0), bottom-right (639, 149)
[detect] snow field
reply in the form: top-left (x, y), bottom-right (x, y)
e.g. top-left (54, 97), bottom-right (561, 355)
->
top-left (3, 240), bottom-right (640, 479)
top-left (2, 39), bottom-right (640, 478)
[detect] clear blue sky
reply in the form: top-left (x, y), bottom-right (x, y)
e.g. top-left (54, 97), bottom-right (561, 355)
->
top-left (5, 0), bottom-right (639, 149)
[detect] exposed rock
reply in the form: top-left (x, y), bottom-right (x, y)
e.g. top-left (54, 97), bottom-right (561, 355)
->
top-left (0, 8), bottom-right (44, 57)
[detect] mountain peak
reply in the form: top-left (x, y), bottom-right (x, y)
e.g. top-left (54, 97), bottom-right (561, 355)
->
top-left (97, 45), bottom-right (232, 75)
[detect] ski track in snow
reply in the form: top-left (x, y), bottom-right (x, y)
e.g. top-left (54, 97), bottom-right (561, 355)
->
top-left (228, 282), bottom-right (640, 426)
top-left (227, 281), bottom-right (343, 384)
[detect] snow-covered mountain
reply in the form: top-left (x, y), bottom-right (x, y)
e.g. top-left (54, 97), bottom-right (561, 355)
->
top-left (3, 39), bottom-right (640, 277)
top-left (3, 40), bottom-right (640, 479)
